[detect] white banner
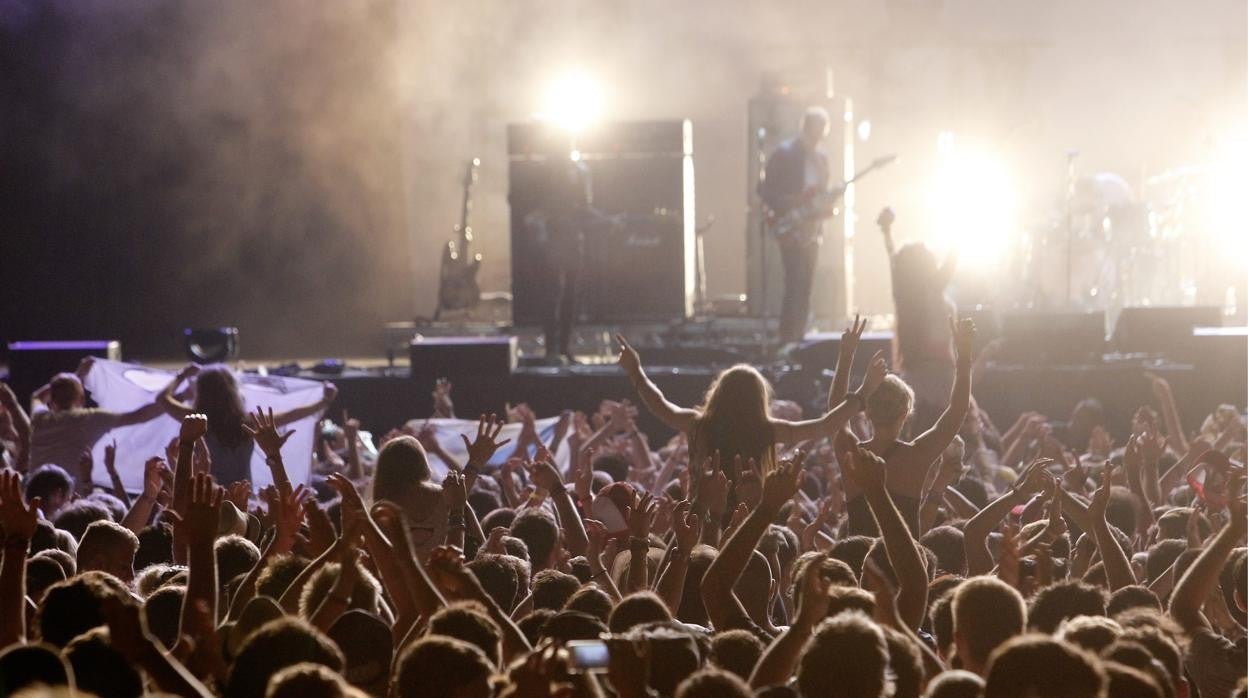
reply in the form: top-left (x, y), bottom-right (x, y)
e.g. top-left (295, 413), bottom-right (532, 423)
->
top-left (84, 360), bottom-right (323, 491)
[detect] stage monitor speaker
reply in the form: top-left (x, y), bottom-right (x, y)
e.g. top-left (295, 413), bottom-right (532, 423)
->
top-left (1000, 312), bottom-right (1105, 364)
top-left (508, 120), bottom-right (695, 326)
top-left (409, 336), bottom-right (515, 381)
top-left (1111, 306), bottom-right (1221, 355)
top-left (7, 340), bottom-right (122, 406)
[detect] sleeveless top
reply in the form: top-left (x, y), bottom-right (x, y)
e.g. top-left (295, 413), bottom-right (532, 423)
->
top-left (206, 432), bottom-right (255, 487)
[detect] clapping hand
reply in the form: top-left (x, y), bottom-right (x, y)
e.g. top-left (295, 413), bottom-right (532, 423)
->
top-left (432, 378), bottom-right (454, 418)
top-left (860, 351), bottom-right (889, 398)
top-left (442, 469), bottom-right (468, 510)
top-left (627, 492), bottom-right (658, 541)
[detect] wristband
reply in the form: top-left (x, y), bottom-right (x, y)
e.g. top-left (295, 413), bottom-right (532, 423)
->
top-left (447, 512), bottom-right (466, 528)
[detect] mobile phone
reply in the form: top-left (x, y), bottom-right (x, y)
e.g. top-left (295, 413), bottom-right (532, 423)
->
top-left (566, 639), bottom-right (610, 672)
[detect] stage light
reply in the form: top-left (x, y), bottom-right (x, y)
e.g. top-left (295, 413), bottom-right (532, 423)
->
top-left (183, 327), bottom-right (239, 364)
top-left (924, 142), bottom-right (1018, 268)
top-left (857, 119), bottom-right (872, 142)
top-left (538, 71), bottom-right (603, 133)
top-left (1208, 134), bottom-right (1248, 263)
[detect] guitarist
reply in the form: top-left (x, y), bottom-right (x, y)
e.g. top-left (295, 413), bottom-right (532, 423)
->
top-left (759, 106), bottom-right (836, 345)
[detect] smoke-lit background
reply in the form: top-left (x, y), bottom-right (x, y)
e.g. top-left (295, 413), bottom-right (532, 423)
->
top-left (2, 0), bottom-right (1244, 358)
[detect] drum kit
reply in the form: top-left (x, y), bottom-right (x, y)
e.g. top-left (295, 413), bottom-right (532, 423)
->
top-left (1020, 159), bottom-right (1221, 319)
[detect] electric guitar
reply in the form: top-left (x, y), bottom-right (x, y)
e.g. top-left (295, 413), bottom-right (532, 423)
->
top-left (766, 153), bottom-right (897, 246)
top-left (435, 159), bottom-right (483, 317)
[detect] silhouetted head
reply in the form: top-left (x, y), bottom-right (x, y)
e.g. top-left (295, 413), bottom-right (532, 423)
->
top-left (372, 436), bottom-right (432, 502)
top-left (193, 365), bottom-right (248, 447)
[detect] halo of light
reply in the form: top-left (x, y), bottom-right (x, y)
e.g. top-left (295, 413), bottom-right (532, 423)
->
top-left (538, 71), bottom-right (603, 133)
top-left (924, 142), bottom-right (1017, 268)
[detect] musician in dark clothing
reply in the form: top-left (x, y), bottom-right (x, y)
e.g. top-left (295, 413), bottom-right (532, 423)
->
top-left (759, 107), bottom-right (833, 345)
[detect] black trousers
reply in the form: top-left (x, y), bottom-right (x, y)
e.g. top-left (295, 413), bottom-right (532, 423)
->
top-left (779, 241), bottom-right (819, 344)
top-left (545, 263), bottom-right (580, 358)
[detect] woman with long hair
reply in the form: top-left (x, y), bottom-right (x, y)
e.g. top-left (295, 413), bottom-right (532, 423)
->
top-left (837, 318), bottom-right (975, 535)
top-left (617, 334), bottom-right (885, 485)
top-left (879, 207), bottom-right (959, 431)
top-left (160, 364), bottom-right (336, 486)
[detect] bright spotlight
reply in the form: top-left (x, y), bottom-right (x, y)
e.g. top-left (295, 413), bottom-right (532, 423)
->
top-left (925, 144), bottom-right (1017, 268)
top-left (857, 119), bottom-right (872, 142)
top-left (1208, 134), bottom-right (1248, 258)
top-left (539, 71), bottom-right (603, 132)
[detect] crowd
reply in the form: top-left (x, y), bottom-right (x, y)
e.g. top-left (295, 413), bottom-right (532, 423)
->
top-left (0, 316), bottom-right (1244, 698)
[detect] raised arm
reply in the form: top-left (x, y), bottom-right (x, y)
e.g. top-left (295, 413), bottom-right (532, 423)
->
top-left (0, 383), bottom-right (31, 473)
top-left (617, 335), bottom-right (698, 433)
top-left (527, 456), bottom-right (588, 557)
top-left (964, 460), bottom-right (1051, 575)
top-left (829, 316), bottom-right (866, 408)
top-left (1087, 462), bottom-right (1136, 591)
top-left (122, 457), bottom-right (170, 534)
top-left (844, 446), bottom-right (928, 630)
top-left (272, 382), bottom-right (337, 427)
top-left (1145, 372), bottom-right (1189, 456)
top-left (159, 365), bottom-right (199, 420)
top-left (0, 470), bottom-right (40, 646)
top-left (751, 558), bottom-right (831, 689)
top-left (1170, 472), bottom-right (1245, 633)
top-left (774, 351), bottom-right (886, 444)
top-left (654, 502), bottom-right (700, 613)
top-left (702, 453), bottom-right (804, 631)
top-left (910, 318), bottom-right (974, 466)
top-left (177, 473), bottom-right (224, 649)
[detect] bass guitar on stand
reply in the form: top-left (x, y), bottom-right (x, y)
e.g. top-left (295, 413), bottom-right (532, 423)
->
top-left (434, 158), bottom-right (483, 319)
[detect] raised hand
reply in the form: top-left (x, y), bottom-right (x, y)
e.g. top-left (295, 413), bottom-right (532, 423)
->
top-left (841, 314), bottom-right (867, 358)
top-left (343, 410), bottom-right (360, 439)
top-left (859, 351), bottom-right (888, 398)
top-left (462, 414), bottom-right (510, 469)
top-left (952, 316), bottom-right (976, 362)
top-left (761, 450), bottom-right (806, 512)
top-left (616, 334), bottom-right (641, 376)
top-left (243, 408), bottom-right (294, 460)
top-left (484, 526), bottom-right (509, 555)
top-left (1014, 458), bottom-right (1056, 498)
top-left (524, 457), bottom-right (564, 494)
top-left (104, 439), bottom-right (119, 474)
top-left (432, 378), bottom-right (454, 418)
top-left (180, 413), bottom-right (208, 443)
top-left (426, 545), bottom-right (484, 600)
top-left (442, 469), bottom-right (468, 510)
top-left (226, 480), bottom-right (251, 511)
top-left (671, 500), bottom-right (702, 551)
top-left (699, 467), bottom-right (730, 517)
top-left (327, 472), bottom-right (367, 523)
top-left (1089, 462), bottom-right (1116, 518)
top-left (142, 457), bottom-right (170, 500)
top-left (76, 450), bottom-right (94, 487)
top-left (841, 446), bottom-right (886, 493)
top-left (627, 492), bottom-right (658, 541)
top-left (180, 472), bottom-right (224, 549)
top-left (0, 469), bottom-right (40, 540)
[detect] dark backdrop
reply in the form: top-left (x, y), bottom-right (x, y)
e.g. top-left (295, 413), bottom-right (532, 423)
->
top-left (0, 1), bottom-right (411, 360)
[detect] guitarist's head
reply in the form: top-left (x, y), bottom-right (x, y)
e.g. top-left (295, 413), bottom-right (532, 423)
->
top-left (799, 106), bottom-right (830, 149)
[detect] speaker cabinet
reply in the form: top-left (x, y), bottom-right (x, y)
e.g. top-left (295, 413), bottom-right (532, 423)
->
top-left (1001, 312), bottom-right (1105, 364)
top-left (1111, 306), bottom-right (1221, 355)
top-left (508, 120), bottom-right (695, 326)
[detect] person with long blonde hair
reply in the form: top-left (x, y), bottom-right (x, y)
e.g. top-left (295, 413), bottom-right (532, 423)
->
top-left (617, 334), bottom-right (885, 484)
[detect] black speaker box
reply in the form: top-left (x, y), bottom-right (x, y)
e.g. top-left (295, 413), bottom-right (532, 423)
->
top-left (409, 336), bottom-right (515, 381)
top-left (1111, 306), bottom-right (1221, 355)
top-left (508, 120), bottom-right (695, 326)
top-left (1001, 312), bottom-right (1105, 364)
